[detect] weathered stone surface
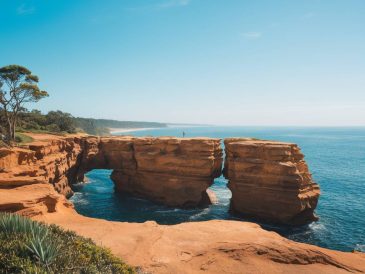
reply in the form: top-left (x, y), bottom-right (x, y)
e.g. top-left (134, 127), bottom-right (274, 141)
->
top-left (1, 135), bottom-right (223, 208)
top-left (224, 138), bottom-right (320, 225)
top-left (0, 183), bottom-right (363, 274)
top-left (115, 137), bottom-right (222, 207)
top-left (79, 136), bottom-right (223, 207)
top-left (1, 134), bottom-right (320, 222)
top-left (0, 136), bottom-right (83, 197)
top-left (1, 134), bottom-right (364, 274)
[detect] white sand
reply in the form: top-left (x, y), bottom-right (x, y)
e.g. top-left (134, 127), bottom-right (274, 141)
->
top-left (108, 127), bottom-right (155, 134)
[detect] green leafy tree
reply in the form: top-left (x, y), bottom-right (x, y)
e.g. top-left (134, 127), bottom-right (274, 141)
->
top-left (0, 65), bottom-right (48, 142)
top-left (46, 110), bottom-right (76, 133)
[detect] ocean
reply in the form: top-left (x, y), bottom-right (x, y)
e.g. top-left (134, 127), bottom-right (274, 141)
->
top-left (70, 126), bottom-right (365, 252)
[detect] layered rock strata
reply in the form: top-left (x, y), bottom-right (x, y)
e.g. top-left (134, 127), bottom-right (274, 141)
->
top-left (224, 138), bottom-right (321, 225)
top-left (0, 184), bottom-right (364, 273)
top-left (1, 134), bottom-right (320, 224)
top-left (79, 136), bottom-right (223, 207)
top-left (0, 135), bottom-right (223, 208)
top-left (2, 134), bottom-right (364, 273)
top-left (0, 136), bottom-right (82, 198)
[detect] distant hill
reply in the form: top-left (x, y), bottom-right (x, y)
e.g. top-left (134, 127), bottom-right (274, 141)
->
top-left (0, 109), bottom-right (167, 137)
top-left (74, 117), bottom-right (167, 135)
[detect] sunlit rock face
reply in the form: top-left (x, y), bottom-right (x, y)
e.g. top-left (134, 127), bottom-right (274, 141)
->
top-left (1, 135), bottom-right (365, 274)
top-left (78, 136), bottom-right (223, 207)
top-left (0, 137), bottom-right (83, 198)
top-left (0, 135), bottom-right (223, 208)
top-left (0, 134), bottom-right (320, 222)
top-left (224, 138), bottom-right (320, 225)
top-left (110, 137), bottom-right (223, 207)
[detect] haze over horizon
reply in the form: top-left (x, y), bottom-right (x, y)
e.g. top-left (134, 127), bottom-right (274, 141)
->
top-left (1, 0), bottom-right (364, 126)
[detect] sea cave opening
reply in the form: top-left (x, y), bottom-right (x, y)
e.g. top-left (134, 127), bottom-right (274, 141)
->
top-left (70, 169), bottom-right (232, 225)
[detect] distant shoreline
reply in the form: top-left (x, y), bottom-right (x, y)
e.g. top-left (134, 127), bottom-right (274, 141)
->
top-left (109, 127), bottom-right (156, 134)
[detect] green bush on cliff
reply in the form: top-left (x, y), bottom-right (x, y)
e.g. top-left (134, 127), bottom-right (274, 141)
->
top-left (0, 213), bottom-right (135, 274)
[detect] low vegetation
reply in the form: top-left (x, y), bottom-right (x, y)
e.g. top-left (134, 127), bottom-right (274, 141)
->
top-left (0, 109), bottom-right (167, 137)
top-left (0, 213), bottom-right (135, 274)
top-left (14, 132), bottom-right (34, 144)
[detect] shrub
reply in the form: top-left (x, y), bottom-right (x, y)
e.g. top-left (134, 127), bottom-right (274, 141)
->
top-left (0, 213), bottom-right (135, 274)
top-left (14, 132), bottom-right (34, 144)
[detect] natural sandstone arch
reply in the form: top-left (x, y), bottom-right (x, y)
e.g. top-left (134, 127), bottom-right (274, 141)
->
top-left (76, 136), bottom-right (223, 207)
top-left (0, 134), bottom-right (320, 224)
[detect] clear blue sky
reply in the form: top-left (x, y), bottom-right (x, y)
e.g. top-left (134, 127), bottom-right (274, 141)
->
top-left (1, 0), bottom-right (364, 126)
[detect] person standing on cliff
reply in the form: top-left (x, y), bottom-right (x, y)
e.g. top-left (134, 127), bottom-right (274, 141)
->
top-left (182, 131), bottom-right (185, 138)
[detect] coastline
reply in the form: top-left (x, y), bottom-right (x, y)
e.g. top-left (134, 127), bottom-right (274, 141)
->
top-left (1, 132), bottom-right (365, 273)
top-left (108, 127), bottom-right (156, 134)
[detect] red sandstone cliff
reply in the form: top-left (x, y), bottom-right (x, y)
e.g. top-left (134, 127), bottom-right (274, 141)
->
top-left (224, 138), bottom-right (321, 225)
top-left (76, 136), bottom-right (223, 207)
top-left (0, 133), bottom-right (363, 273)
top-left (0, 135), bottom-right (223, 208)
top-left (0, 183), bottom-right (364, 274)
top-left (110, 137), bottom-right (223, 207)
top-left (0, 136), bottom-right (82, 198)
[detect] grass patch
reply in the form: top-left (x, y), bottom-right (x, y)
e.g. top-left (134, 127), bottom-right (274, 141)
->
top-left (0, 213), bottom-right (135, 274)
top-left (14, 132), bottom-right (34, 144)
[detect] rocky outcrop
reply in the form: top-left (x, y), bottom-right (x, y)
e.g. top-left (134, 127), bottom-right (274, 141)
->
top-left (224, 138), bottom-right (320, 225)
top-left (1, 134), bottom-right (320, 223)
top-left (1, 133), bottom-right (364, 273)
top-left (1, 184), bottom-right (364, 274)
top-left (79, 136), bottom-right (223, 207)
top-left (0, 135), bottom-right (222, 208)
top-left (0, 136), bottom-right (82, 198)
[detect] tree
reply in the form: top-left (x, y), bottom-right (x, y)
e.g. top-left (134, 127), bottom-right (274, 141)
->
top-left (46, 110), bottom-right (76, 133)
top-left (0, 65), bottom-right (48, 142)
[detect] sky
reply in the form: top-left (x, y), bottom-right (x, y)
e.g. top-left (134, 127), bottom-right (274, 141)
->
top-left (0, 0), bottom-right (364, 126)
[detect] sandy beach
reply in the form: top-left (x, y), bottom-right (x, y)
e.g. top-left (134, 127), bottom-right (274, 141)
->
top-left (108, 127), bottom-right (156, 134)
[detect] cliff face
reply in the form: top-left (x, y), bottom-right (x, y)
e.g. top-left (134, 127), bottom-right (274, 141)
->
top-left (1, 134), bottom-right (364, 273)
top-left (224, 138), bottom-right (321, 225)
top-left (0, 135), bottom-right (223, 208)
top-left (0, 183), bottom-right (364, 274)
top-left (0, 134), bottom-right (320, 224)
top-left (0, 137), bottom-right (82, 198)
top-left (80, 137), bottom-right (223, 207)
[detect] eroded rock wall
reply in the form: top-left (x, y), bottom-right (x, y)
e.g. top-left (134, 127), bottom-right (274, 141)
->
top-left (224, 138), bottom-right (320, 225)
top-left (0, 135), bottom-right (223, 208)
top-left (1, 134), bottom-right (320, 222)
top-left (78, 136), bottom-right (223, 207)
top-left (0, 137), bottom-right (83, 198)
top-left (111, 137), bottom-right (223, 207)
top-left (0, 184), bottom-right (363, 274)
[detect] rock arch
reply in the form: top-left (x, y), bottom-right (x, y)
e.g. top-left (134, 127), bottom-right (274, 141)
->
top-left (0, 135), bottom-right (320, 225)
top-left (76, 136), bottom-right (223, 207)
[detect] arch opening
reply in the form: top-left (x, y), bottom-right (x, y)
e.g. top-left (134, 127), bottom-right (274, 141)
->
top-left (70, 169), bottom-right (233, 225)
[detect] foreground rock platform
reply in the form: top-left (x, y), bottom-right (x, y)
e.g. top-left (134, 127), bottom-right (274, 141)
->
top-left (0, 184), bottom-right (364, 274)
top-left (224, 138), bottom-right (321, 225)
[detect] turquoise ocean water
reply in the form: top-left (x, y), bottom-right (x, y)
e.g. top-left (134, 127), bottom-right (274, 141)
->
top-left (70, 126), bottom-right (365, 252)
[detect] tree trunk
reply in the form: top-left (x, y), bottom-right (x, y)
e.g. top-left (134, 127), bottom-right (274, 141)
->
top-left (6, 118), bottom-right (16, 142)
top-left (11, 121), bottom-right (15, 140)
top-left (6, 121), bottom-right (12, 142)
top-left (8, 122), bottom-right (14, 141)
